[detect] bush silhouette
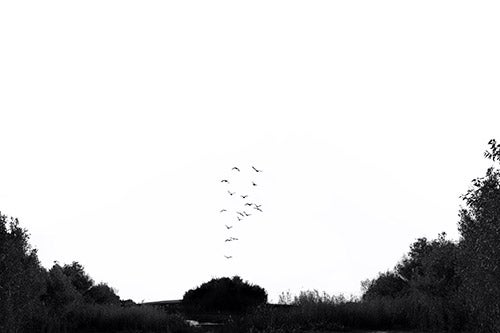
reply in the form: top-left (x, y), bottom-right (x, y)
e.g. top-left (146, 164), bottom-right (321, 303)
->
top-left (85, 283), bottom-right (120, 305)
top-left (183, 276), bottom-right (267, 313)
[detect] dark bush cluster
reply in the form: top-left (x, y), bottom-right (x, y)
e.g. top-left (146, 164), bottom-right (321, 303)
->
top-left (183, 276), bottom-right (267, 313)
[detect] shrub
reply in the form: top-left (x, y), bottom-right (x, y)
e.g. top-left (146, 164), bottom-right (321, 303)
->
top-left (85, 282), bottom-right (121, 305)
top-left (183, 276), bottom-right (267, 313)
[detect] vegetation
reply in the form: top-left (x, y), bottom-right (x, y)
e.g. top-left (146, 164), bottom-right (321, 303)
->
top-left (0, 214), bottom-right (189, 333)
top-left (2, 139), bottom-right (500, 332)
top-left (183, 276), bottom-right (267, 313)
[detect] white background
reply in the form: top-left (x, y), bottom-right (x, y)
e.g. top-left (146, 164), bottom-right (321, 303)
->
top-left (1, 1), bottom-right (499, 302)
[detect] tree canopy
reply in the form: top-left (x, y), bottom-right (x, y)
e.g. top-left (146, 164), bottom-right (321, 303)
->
top-left (183, 276), bottom-right (267, 313)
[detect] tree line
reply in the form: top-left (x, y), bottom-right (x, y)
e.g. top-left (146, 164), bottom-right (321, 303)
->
top-left (0, 216), bottom-right (126, 331)
top-left (358, 139), bottom-right (500, 331)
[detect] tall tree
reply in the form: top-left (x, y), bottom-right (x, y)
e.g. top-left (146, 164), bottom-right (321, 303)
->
top-left (0, 214), bottom-right (46, 333)
top-left (458, 139), bottom-right (500, 331)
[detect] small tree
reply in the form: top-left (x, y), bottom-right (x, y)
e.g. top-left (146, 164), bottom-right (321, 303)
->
top-left (361, 271), bottom-right (407, 300)
top-left (42, 263), bottom-right (82, 330)
top-left (62, 261), bottom-right (94, 295)
top-left (183, 276), bottom-right (267, 313)
top-left (85, 283), bottom-right (120, 305)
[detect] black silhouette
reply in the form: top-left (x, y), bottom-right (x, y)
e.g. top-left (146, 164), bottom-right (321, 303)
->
top-left (252, 166), bottom-right (262, 172)
top-left (252, 182), bottom-right (257, 186)
top-left (243, 211), bottom-right (251, 217)
top-left (224, 255), bottom-right (232, 259)
top-left (241, 195), bottom-right (248, 199)
top-left (225, 237), bottom-right (238, 242)
top-left (254, 206), bottom-right (263, 212)
top-left (183, 277), bottom-right (267, 312)
top-left (220, 209), bottom-right (227, 213)
top-left (232, 167), bottom-right (240, 171)
top-left (221, 179), bottom-right (229, 183)
top-left (244, 203), bottom-right (253, 206)
top-left (237, 216), bottom-right (242, 221)
top-left (225, 225), bottom-right (233, 229)
top-left (228, 190), bottom-right (235, 196)
top-left (237, 212), bottom-right (245, 217)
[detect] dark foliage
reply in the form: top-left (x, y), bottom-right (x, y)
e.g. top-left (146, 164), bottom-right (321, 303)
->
top-left (85, 282), bottom-right (121, 305)
top-left (458, 142), bottom-right (500, 332)
top-left (62, 261), bottom-right (94, 294)
top-left (183, 276), bottom-right (267, 313)
top-left (361, 271), bottom-right (407, 300)
top-left (0, 214), bottom-right (47, 333)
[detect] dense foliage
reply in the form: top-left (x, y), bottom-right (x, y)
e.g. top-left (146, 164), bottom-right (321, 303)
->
top-left (183, 276), bottom-right (268, 313)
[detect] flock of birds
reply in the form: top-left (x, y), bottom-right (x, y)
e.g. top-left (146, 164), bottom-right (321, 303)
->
top-left (220, 166), bottom-right (263, 259)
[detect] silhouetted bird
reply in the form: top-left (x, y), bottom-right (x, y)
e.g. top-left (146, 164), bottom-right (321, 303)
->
top-left (237, 211), bottom-right (245, 217)
top-left (243, 211), bottom-right (251, 216)
top-left (224, 255), bottom-right (232, 259)
top-left (232, 167), bottom-right (240, 171)
top-left (225, 237), bottom-right (238, 242)
top-left (254, 204), bottom-right (262, 208)
top-left (225, 225), bottom-right (233, 229)
top-left (220, 209), bottom-right (227, 213)
top-left (244, 203), bottom-right (253, 206)
top-left (252, 166), bottom-right (262, 172)
top-left (228, 190), bottom-right (235, 196)
top-left (254, 206), bottom-right (263, 212)
top-left (221, 179), bottom-right (229, 183)
top-left (237, 216), bottom-right (242, 221)
top-left (241, 195), bottom-right (248, 199)
top-left (252, 182), bottom-right (257, 186)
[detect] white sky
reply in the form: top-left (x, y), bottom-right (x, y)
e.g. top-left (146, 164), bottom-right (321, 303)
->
top-left (1, 1), bottom-right (500, 303)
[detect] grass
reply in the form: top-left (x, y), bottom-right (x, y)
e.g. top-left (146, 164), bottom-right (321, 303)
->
top-left (68, 304), bottom-right (191, 333)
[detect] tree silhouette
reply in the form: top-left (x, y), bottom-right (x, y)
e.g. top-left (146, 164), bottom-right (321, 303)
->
top-left (458, 141), bottom-right (500, 331)
top-left (62, 261), bottom-right (94, 294)
top-left (0, 213), bottom-right (46, 332)
top-left (183, 276), bottom-right (267, 313)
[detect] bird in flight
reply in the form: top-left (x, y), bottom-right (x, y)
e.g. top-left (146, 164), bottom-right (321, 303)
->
top-left (243, 211), bottom-right (251, 217)
top-left (244, 203), bottom-right (253, 206)
top-left (237, 216), bottom-right (242, 221)
top-left (224, 255), bottom-right (232, 259)
top-left (254, 206), bottom-right (263, 212)
top-left (252, 166), bottom-right (262, 173)
top-left (225, 237), bottom-right (239, 242)
top-left (220, 209), bottom-right (227, 213)
top-left (221, 179), bottom-right (229, 183)
top-left (225, 225), bottom-right (233, 229)
top-left (232, 167), bottom-right (240, 171)
top-left (252, 182), bottom-right (257, 186)
top-left (228, 190), bottom-right (235, 196)
top-left (237, 211), bottom-right (245, 217)
top-left (241, 195), bottom-right (248, 199)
